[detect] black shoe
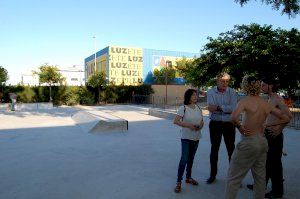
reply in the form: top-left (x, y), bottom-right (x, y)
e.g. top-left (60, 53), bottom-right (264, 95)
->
top-left (246, 184), bottom-right (253, 190)
top-left (265, 191), bottom-right (283, 198)
top-left (206, 176), bottom-right (216, 184)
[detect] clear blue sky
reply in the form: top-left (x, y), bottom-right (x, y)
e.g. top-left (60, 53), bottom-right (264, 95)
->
top-left (1, 0), bottom-right (299, 84)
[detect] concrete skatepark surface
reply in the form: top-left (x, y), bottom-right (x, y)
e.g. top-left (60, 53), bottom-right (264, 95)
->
top-left (0, 105), bottom-right (299, 199)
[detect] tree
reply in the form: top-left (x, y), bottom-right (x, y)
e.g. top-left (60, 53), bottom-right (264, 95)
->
top-left (153, 67), bottom-right (176, 84)
top-left (87, 71), bottom-right (106, 103)
top-left (176, 57), bottom-right (211, 87)
top-left (0, 66), bottom-right (8, 86)
top-left (178, 24), bottom-right (300, 95)
top-left (34, 63), bottom-right (65, 102)
top-left (235, 0), bottom-right (300, 17)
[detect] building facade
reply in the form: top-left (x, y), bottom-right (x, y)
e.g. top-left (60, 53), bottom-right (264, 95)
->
top-left (21, 66), bottom-right (85, 86)
top-left (84, 46), bottom-right (196, 85)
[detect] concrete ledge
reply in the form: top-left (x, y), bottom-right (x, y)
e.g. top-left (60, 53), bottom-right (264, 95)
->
top-left (148, 108), bottom-right (177, 120)
top-left (72, 110), bottom-right (128, 133)
top-left (0, 103), bottom-right (53, 111)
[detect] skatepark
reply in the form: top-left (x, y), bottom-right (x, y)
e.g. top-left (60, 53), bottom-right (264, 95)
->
top-left (0, 105), bottom-right (299, 199)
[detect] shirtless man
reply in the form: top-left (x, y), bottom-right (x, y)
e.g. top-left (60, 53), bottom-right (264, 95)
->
top-left (224, 75), bottom-right (290, 199)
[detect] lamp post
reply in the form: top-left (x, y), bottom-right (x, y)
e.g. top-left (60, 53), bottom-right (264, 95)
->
top-left (93, 36), bottom-right (97, 73)
top-left (165, 60), bottom-right (172, 106)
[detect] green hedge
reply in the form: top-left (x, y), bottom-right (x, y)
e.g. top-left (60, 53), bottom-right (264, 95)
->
top-left (0, 84), bottom-right (153, 105)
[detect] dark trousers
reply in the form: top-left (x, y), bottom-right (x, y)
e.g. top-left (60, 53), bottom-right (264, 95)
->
top-left (265, 130), bottom-right (284, 196)
top-left (209, 120), bottom-right (236, 178)
top-left (177, 139), bottom-right (199, 182)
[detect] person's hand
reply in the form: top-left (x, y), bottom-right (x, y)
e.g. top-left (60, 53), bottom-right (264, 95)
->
top-left (239, 125), bottom-right (251, 136)
top-left (211, 105), bottom-right (218, 111)
top-left (200, 119), bottom-right (204, 129)
top-left (187, 123), bottom-right (198, 131)
top-left (194, 120), bottom-right (204, 131)
top-left (268, 131), bottom-right (281, 138)
top-left (208, 105), bottom-right (221, 112)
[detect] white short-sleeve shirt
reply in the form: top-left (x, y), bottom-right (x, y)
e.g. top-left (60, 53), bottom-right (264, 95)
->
top-left (177, 105), bottom-right (203, 141)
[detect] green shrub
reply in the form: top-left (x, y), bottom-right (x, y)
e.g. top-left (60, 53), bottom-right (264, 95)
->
top-left (100, 85), bottom-right (118, 103)
top-left (78, 86), bottom-right (94, 105)
top-left (17, 86), bottom-right (36, 102)
top-left (63, 86), bottom-right (80, 106)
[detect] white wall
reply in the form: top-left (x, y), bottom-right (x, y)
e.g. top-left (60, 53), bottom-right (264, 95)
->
top-left (20, 66), bottom-right (85, 86)
top-left (59, 66), bottom-right (85, 86)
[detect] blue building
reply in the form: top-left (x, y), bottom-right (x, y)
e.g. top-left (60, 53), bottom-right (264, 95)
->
top-left (85, 46), bottom-right (197, 85)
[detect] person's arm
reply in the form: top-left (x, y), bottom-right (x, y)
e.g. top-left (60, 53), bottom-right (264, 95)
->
top-left (173, 115), bottom-right (197, 131)
top-left (277, 97), bottom-right (293, 120)
top-left (173, 106), bottom-right (197, 131)
top-left (220, 89), bottom-right (238, 113)
top-left (267, 106), bottom-right (290, 127)
top-left (231, 101), bottom-right (243, 125)
top-left (269, 97), bottom-right (293, 137)
top-left (231, 100), bottom-right (250, 135)
top-left (196, 119), bottom-right (204, 130)
top-left (207, 89), bottom-right (219, 112)
top-left (195, 108), bottom-right (204, 130)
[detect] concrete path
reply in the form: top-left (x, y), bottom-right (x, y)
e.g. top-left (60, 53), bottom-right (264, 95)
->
top-left (0, 105), bottom-right (299, 199)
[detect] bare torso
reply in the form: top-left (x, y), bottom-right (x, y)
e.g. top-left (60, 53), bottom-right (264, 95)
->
top-left (266, 94), bottom-right (292, 133)
top-left (241, 96), bottom-right (271, 135)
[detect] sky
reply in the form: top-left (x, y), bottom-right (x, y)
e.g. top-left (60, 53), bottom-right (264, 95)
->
top-left (0, 0), bottom-right (299, 85)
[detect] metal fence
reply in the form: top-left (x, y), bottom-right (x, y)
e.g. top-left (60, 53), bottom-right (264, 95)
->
top-left (288, 107), bottom-right (300, 129)
top-left (148, 95), bottom-right (300, 129)
top-left (150, 95), bottom-right (207, 111)
top-left (131, 94), bottom-right (152, 104)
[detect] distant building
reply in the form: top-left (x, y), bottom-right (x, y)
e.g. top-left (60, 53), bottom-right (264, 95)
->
top-left (84, 46), bottom-right (197, 85)
top-left (59, 66), bottom-right (85, 86)
top-left (21, 65), bottom-right (85, 86)
top-left (21, 73), bottom-right (39, 86)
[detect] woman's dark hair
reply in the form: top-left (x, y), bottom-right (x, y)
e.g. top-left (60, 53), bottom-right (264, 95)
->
top-left (184, 89), bottom-right (197, 105)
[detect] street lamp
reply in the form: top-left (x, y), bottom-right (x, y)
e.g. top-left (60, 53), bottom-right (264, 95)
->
top-left (93, 36), bottom-right (97, 73)
top-left (165, 60), bottom-right (172, 106)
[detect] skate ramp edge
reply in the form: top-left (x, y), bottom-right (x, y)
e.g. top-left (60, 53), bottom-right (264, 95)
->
top-left (72, 110), bottom-right (128, 133)
top-left (148, 108), bottom-right (176, 120)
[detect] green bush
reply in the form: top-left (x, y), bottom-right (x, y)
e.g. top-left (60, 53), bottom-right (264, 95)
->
top-left (57, 86), bottom-right (94, 106)
top-left (63, 87), bottom-right (80, 106)
top-left (78, 86), bottom-right (94, 105)
top-left (100, 85), bottom-right (118, 103)
top-left (32, 86), bottom-right (49, 102)
top-left (114, 85), bottom-right (153, 103)
top-left (0, 84), bottom-right (153, 105)
top-left (17, 86), bottom-right (36, 102)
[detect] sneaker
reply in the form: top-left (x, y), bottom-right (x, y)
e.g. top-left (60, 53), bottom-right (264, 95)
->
top-left (206, 176), bottom-right (216, 184)
top-left (247, 184), bottom-right (254, 190)
top-left (174, 182), bottom-right (181, 193)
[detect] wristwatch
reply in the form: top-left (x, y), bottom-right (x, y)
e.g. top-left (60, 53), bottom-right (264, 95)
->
top-left (217, 106), bottom-right (222, 112)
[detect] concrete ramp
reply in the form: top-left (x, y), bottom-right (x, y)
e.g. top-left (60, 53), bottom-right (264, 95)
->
top-left (148, 108), bottom-right (176, 120)
top-left (72, 110), bottom-right (128, 133)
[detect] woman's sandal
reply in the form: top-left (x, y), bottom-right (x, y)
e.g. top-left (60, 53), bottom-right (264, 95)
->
top-left (174, 182), bottom-right (181, 193)
top-left (185, 178), bottom-right (199, 185)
